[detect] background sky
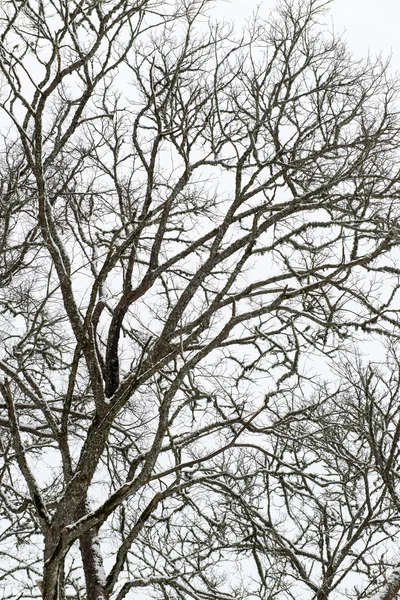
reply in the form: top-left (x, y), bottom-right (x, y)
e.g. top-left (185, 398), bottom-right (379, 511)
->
top-left (222, 0), bottom-right (400, 67)
top-left (331, 0), bottom-right (400, 62)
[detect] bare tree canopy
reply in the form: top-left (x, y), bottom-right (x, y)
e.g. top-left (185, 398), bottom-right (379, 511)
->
top-left (1, 0), bottom-right (400, 599)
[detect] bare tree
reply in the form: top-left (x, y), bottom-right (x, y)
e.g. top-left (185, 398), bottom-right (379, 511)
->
top-left (1, 0), bottom-right (400, 599)
top-left (213, 349), bottom-right (400, 600)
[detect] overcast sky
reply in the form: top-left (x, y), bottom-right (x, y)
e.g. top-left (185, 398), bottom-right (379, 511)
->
top-left (222, 0), bottom-right (399, 68)
top-left (331, 0), bottom-right (399, 61)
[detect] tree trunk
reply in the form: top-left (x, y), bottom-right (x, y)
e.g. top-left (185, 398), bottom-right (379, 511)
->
top-left (80, 527), bottom-right (108, 600)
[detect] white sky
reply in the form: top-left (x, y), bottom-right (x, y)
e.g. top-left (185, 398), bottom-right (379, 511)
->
top-left (220, 0), bottom-right (399, 66)
top-left (330, 0), bottom-right (399, 58)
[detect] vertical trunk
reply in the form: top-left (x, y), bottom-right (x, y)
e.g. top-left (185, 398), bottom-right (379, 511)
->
top-left (317, 571), bottom-right (333, 600)
top-left (80, 527), bottom-right (108, 600)
top-left (42, 508), bottom-right (108, 600)
top-left (43, 527), bottom-right (66, 600)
